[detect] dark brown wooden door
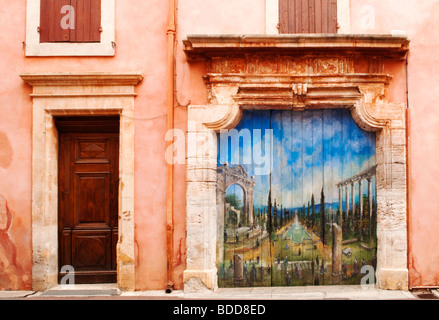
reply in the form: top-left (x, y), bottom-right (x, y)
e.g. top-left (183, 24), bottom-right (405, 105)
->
top-left (57, 117), bottom-right (119, 284)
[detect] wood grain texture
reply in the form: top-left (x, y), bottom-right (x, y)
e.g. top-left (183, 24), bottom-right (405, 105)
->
top-left (40, 0), bottom-right (70, 42)
top-left (57, 117), bottom-right (119, 284)
top-left (279, 0), bottom-right (337, 34)
top-left (40, 0), bottom-right (101, 43)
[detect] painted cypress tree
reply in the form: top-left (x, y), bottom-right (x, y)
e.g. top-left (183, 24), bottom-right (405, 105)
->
top-left (262, 208), bottom-right (266, 231)
top-left (267, 189), bottom-right (273, 235)
top-left (280, 205), bottom-right (284, 228)
top-left (307, 201), bottom-right (310, 221)
top-left (320, 188), bottom-right (326, 245)
top-left (311, 194), bottom-right (315, 228)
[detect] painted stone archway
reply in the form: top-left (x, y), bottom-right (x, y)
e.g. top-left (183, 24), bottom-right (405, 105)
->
top-left (218, 164), bottom-right (256, 226)
top-left (183, 35), bottom-right (410, 292)
top-left (216, 164), bottom-right (256, 267)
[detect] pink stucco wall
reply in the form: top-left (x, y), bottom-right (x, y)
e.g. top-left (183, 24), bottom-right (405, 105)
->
top-left (351, 0), bottom-right (439, 288)
top-left (0, 0), bottom-right (438, 291)
top-left (0, 1), bottom-right (33, 290)
top-left (0, 0), bottom-right (178, 291)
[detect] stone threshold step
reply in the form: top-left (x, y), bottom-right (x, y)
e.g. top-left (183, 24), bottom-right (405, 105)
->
top-left (40, 289), bottom-right (119, 297)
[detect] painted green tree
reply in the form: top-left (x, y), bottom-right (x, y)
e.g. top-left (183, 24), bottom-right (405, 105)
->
top-left (226, 194), bottom-right (242, 209)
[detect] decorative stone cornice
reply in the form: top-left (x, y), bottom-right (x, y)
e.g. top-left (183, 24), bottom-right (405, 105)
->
top-left (205, 74), bottom-right (391, 112)
top-left (20, 73), bottom-right (144, 87)
top-left (184, 34), bottom-right (409, 61)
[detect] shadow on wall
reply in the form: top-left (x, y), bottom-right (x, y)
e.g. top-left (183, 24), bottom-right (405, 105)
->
top-left (0, 195), bottom-right (26, 289)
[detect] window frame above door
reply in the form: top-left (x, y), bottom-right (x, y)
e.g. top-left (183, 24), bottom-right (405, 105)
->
top-left (25, 0), bottom-right (115, 56)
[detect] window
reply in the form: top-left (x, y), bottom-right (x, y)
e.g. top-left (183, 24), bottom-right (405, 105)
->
top-left (40, 0), bottom-right (102, 43)
top-left (25, 0), bottom-right (115, 56)
top-left (279, 0), bottom-right (338, 34)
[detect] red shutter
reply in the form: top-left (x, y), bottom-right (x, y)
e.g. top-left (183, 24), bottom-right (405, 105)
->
top-left (279, 0), bottom-right (338, 34)
top-left (40, 0), bottom-right (101, 43)
top-left (40, 0), bottom-right (71, 42)
top-left (279, 0), bottom-right (290, 33)
top-left (70, 0), bottom-right (101, 42)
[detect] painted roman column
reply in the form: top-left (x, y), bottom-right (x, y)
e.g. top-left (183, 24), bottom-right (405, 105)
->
top-left (359, 180), bottom-right (363, 220)
top-left (351, 182), bottom-right (355, 218)
top-left (368, 178), bottom-right (373, 234)
top-left (338, 186), bottom-right (343, 225)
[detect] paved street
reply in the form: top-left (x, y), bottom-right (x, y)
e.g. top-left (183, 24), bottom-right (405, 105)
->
top-left (0, 284), bottom-right (436, 300)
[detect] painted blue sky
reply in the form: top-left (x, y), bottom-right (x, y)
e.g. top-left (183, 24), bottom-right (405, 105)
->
top-left (218, 109), bottom-right (377, 210)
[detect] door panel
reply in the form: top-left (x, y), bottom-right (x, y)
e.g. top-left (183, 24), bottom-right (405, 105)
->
top-left (74, 173), bottom-right (110, 227)
top-left (72, 230), bottom-right (111, 270)
top-left (58, 118), bottom-right (119, 284)
top-left (76, 139), bottom-right (111, 163)
top-left (217, 109), bottom-right (377, 288)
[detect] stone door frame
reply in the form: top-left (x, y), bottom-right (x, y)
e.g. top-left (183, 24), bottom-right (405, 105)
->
top-left (20, 73), bottom-right (143, 291)
top-left (183, 34), bottom-right (410, 292)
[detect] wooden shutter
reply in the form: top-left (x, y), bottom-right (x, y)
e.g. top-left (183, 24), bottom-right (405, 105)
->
top-left (40, 0), bottom-right (101, 43)
top-left (40, 0), bottom-right (71, 42)
top-left (279, 0), bottom-right (337, 34)
top-left (70, 0), bottom-right (101, 42)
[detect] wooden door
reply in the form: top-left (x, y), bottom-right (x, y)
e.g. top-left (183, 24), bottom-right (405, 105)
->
top-left (57, 117), bottom-right (119, 284)
top-left (217, 109), bottom-right (378, 288)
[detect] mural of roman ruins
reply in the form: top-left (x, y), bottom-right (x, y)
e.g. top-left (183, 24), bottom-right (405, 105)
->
top-left (216, 109), bottom-right (378, 287)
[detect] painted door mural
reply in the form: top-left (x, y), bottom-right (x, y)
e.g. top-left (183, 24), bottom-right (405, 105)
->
top-left (217, 109), bottom-right (377, 287)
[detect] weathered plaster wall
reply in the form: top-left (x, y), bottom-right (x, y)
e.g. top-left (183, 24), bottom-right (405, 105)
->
top-left (350, 0), bottom-right (439, 288)
top-left (0, 0), bottom-right (185, 291)
top-left (176, 0), bottom-right (266, 107)
top-left (0, 1), bottom-right (33, 290)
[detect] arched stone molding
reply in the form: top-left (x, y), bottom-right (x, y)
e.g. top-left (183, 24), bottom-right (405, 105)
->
top-left (184, 35), bottom-right (409, 292)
